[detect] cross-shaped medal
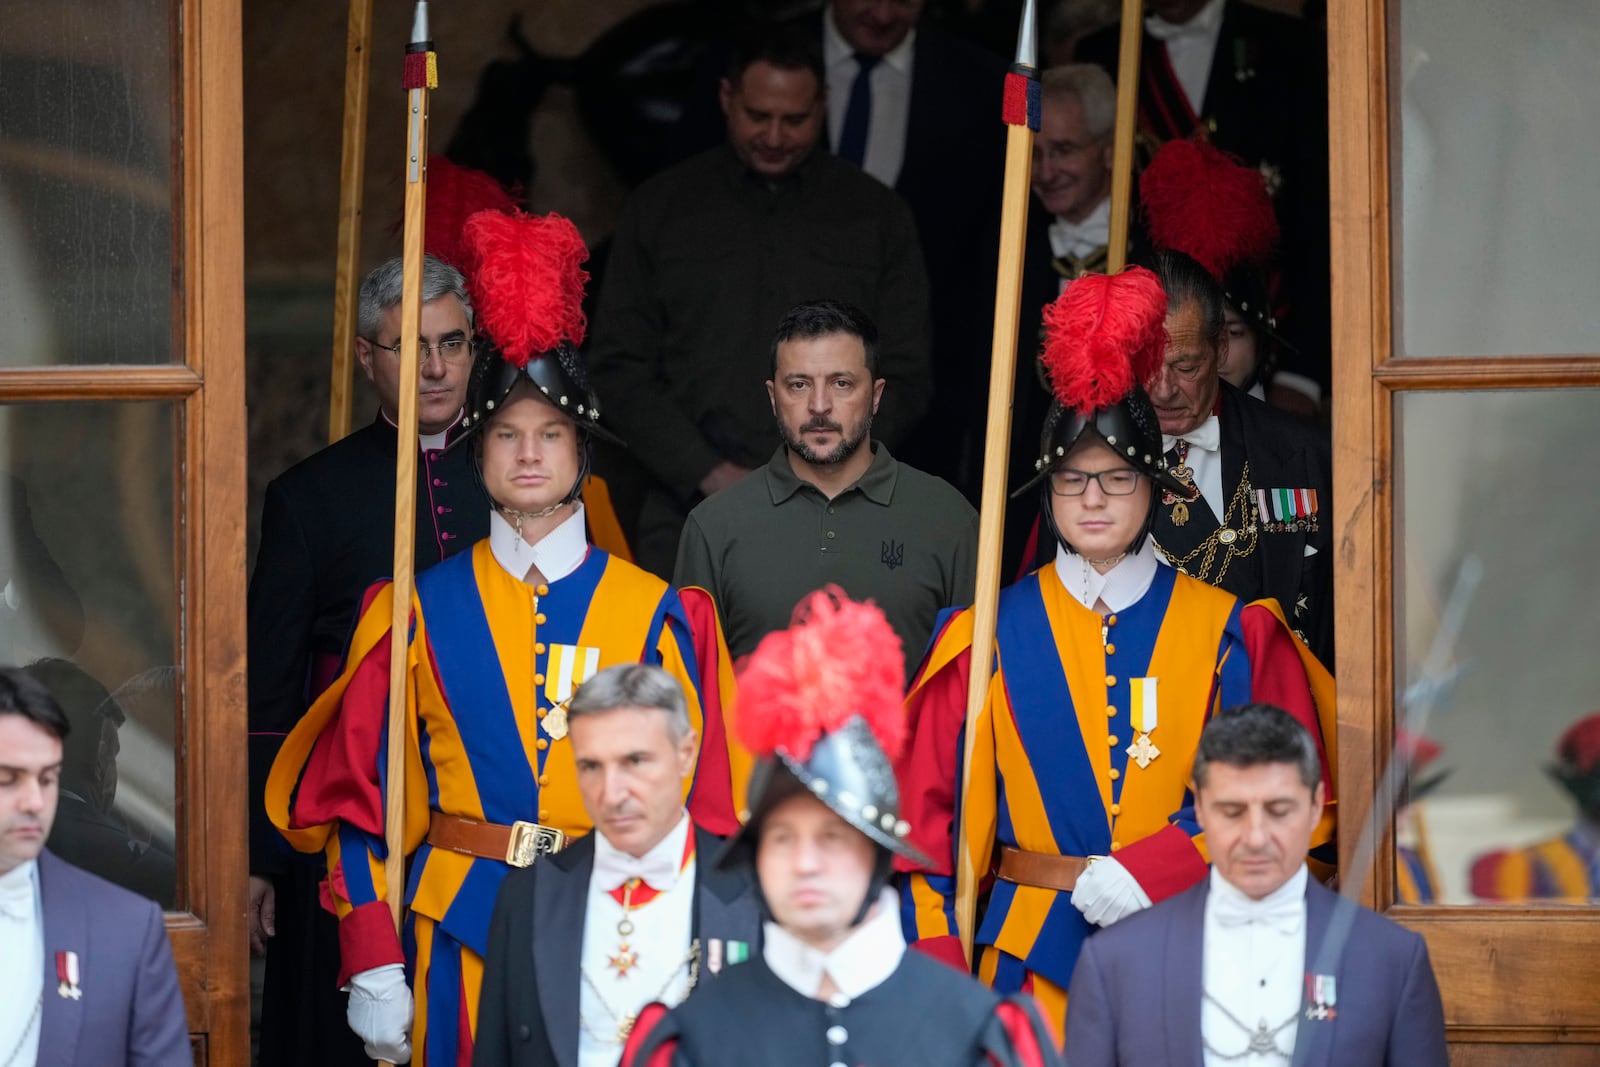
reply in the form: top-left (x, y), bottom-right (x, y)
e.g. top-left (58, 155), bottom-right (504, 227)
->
top-left (1127, 733), bottom-right (1161, 769)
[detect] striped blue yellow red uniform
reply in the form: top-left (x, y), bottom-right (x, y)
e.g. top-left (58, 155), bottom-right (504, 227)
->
top-left (1470, 829), bottom-right (1600, 902)
top-left (896, 563), bottom-right (1335, 1035)
top-left (266, 541), bottom-right (748, 1066)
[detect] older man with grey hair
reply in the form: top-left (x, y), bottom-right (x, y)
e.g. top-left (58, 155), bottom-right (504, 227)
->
top-left (248, 254), bottom-right (490, 1067)
top-left (475, 664), bottom-right (762, 1067)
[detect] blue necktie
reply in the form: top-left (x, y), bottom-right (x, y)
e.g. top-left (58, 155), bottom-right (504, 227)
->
top-left (836, 53), bottom-right (882, 166)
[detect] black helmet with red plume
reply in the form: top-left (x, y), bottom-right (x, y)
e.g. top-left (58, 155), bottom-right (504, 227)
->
top-left (1015, 268), bottom-right (1196, 556)
top-left (718, 587), bottom-right (929, 923)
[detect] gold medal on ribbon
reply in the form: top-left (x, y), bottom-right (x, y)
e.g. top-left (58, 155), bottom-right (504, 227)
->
top-left (543, 702), bottom-right (569, 741)
top-left (1170, 501), bottom-right (1189, 526)
top-left (1126, 677), bottom-right (1161, 769)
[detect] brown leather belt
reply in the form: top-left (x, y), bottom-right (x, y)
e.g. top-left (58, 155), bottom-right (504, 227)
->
top-left (996, 847), bottom-right (1098, 892)
top-left (426, 812), bottom-right (567, 868)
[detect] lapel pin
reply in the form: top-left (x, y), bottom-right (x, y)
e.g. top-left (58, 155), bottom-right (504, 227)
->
top-left (1304, 972), bottom-right (1336, 1021)
top-left (56, 950), bottom-right (82, 1000)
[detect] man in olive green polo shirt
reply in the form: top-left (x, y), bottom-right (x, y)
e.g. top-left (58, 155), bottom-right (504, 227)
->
top-left (674, 300), bottom-right (976, 678)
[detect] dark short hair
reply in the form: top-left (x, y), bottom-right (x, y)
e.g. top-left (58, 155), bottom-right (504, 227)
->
top-left (726, 20), bottom-right (826, 90)
top-left (1192, 703), bottom-right (1321, 792)
top-left (0, 665), bottom-right (71, 741)
top-left (769, 299), bottom-right (881, 379)
top-left (1148, 248), bottom-right (1226, 348)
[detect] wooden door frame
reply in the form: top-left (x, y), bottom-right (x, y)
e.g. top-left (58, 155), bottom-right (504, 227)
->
top-left (1328, 0), bottom-right (1600, 1048)
top-left (180, 0), bottom-right (248, 1059)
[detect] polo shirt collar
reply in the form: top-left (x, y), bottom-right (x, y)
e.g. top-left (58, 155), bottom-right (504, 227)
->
top-left (763, 441), bottom-right (898, 505)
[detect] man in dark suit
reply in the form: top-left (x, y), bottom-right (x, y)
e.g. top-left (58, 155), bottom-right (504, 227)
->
top-left (474, 663), bottom-right (762, 1067)
top-left (1080, 0), bottom-right (1331, 407)
top-left (247, 254), bottom-right (489, 1066)
top-left (819, 0), bottom-right (1008, 494)
top-left (1066, 704), bottom-right (1448, 1067)
top-left (1145, 249), bottom-right (1333, 668)
top-left (0, 667), bottom-right (190, 1066)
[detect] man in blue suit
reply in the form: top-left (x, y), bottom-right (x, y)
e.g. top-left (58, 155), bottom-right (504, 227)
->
top-left (0, 666), bottom-right (190, 1066)
top-left (1066, 704), bottom-right (1447, 1067)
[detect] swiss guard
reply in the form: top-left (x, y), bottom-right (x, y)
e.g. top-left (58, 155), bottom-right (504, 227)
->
top-left (266, 207), bottom-right (747, 1066)
top-left (896, 267), bottom-right (1336, 1035)
top-left (622, 589), bottom-right (1063, 1067)
top-left (1471, 712), bottom-right (1600, 902)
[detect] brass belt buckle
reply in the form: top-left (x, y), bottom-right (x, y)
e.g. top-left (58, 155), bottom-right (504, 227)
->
top-left (505, 821), bottom-right (566, 867)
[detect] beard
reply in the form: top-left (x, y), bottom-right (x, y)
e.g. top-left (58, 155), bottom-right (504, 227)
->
top-left (778, 412), bottom-right (872, 467)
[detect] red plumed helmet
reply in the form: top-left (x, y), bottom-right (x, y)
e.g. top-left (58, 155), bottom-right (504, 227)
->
top-left (1039, 266), bottom-right (1170, 413)
top-left (459, 208), bottom-right (590, 368)
top-left (1555, 713), bottom-right (1600, 775)
top-left (423, 156), bottom-right (520, 270)
top-left (735, 586), bottom-right (906, 764)
top-left (1140, 139), bottom-right (1278, 279)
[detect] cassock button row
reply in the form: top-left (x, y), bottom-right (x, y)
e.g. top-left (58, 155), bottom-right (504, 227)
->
top-left (1108, 735), bottom-right (1119, 746)
top-left (1105, 675), bottom-right (1118, 687)
top-left (539, 809), bottom-right (550, 821)
top-left (1106, 705), bottom-right (1117, 717)
top-left (536, 739), bottom-right (548, 751)
top-left (1109, 768), bottom-right (1121, 780)
top-left (826, 1026), bottom-right (848, 1046)
top-left (535, 643), bottom-right (546, 654)
top-left (1105, 643), bottom-right (1117, 655)
top-left (536, 585), bottom-right (550, 596)
top-left (826, 530), bottom-right (836, 540)
top-left (1106, 615), bottom-right (1118, 627)
top-left (535, 613), bottom-right (547, 624)
top-left (534, 674), bottom-right (545, 685)
top-left (1110, 803), bottom-right (1121, 815)
top-left (537, 708), bottom-right (547, 719)
top-left (538, 775), bottom-right (549, 787)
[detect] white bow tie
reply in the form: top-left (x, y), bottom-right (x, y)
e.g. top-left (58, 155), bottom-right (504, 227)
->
top-left (1213, 891), bottom-right (1302, 936)
top-left (1162, 414), bottom-right (1220, 455)
top-left (1145, 0), bottom-right (1225, 42)
top-left (1049, 216), bottom-right (1110, 256)
top-left (0, 867), bottom-right (35, 923)
top-left (593, 836), bottom-right (686, 894)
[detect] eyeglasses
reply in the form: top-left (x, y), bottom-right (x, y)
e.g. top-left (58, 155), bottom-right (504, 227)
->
top-left (1049, 467), bottom-right (1143, 496)
top-left (367, 337), bottom-right (474, 364)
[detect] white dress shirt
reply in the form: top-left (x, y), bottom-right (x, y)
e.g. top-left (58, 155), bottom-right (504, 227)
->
top-left (579, 812), bottom-right (696, 1067)
top-left (823, 8), bottom-right (915, 189)
top-left (1054, 538), bottom-right (1160, 613)
top-left (488, 503), bottom-right (588, 584)
top-left (1145, 0), bottom-right (1226, 115)
top-left (1201, 865), bottom-right (1308, 1066)
top-left (763, 887), bottom-right (903, 1003)
top-left (1163, 413), bottom-right (1224, 523)
top-left (0, 860), bottom-right (44, 1067)
top-left (1048, 197), bottom-right (1113, 263)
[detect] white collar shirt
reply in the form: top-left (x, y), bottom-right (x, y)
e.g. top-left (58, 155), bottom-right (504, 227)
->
top-left (378, 409), bottom-right (461, 453)
top-left (1145, 0), bottom-right (1226, 115)
top-left (823, 7), bottom-right (915, 188)
top-left (1054, 537), bottom-right (1160, 614)
top-left (0, 859), bottom-right (43, 1067)
top-left (1201, 864), bottom-right (1308, 1066)
top-left (1047, 196), bottom-right (1113, 264)
top-left (579, 814), bottom-right (697, 1067)
top-left (487, 503), bottom-right (587, 584)
top-left (763, 888), bottom-right (904, 1003)
top-left (1162, 413), bottom-right (1224, 524)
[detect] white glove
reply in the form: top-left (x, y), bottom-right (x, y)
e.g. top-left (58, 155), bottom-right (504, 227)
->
top-left (346, 963), bottom-right (414, 1064)
top-left (1070, 857), bottom-right (1152, 927)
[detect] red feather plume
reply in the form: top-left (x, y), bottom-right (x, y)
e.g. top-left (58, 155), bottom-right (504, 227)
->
top-left (423, 156), bottom-right (520, 270)
top-left (1556, 712), bottom-right (1600, 774)
top-left (1039, 267), bottom-right (1169, 412)
top-left (1139, 139), bottom-right (1278, 279)
top-left (460, 209), bottom-right (590, 367)
top-left (735, 586), bottom-right (907, 764)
